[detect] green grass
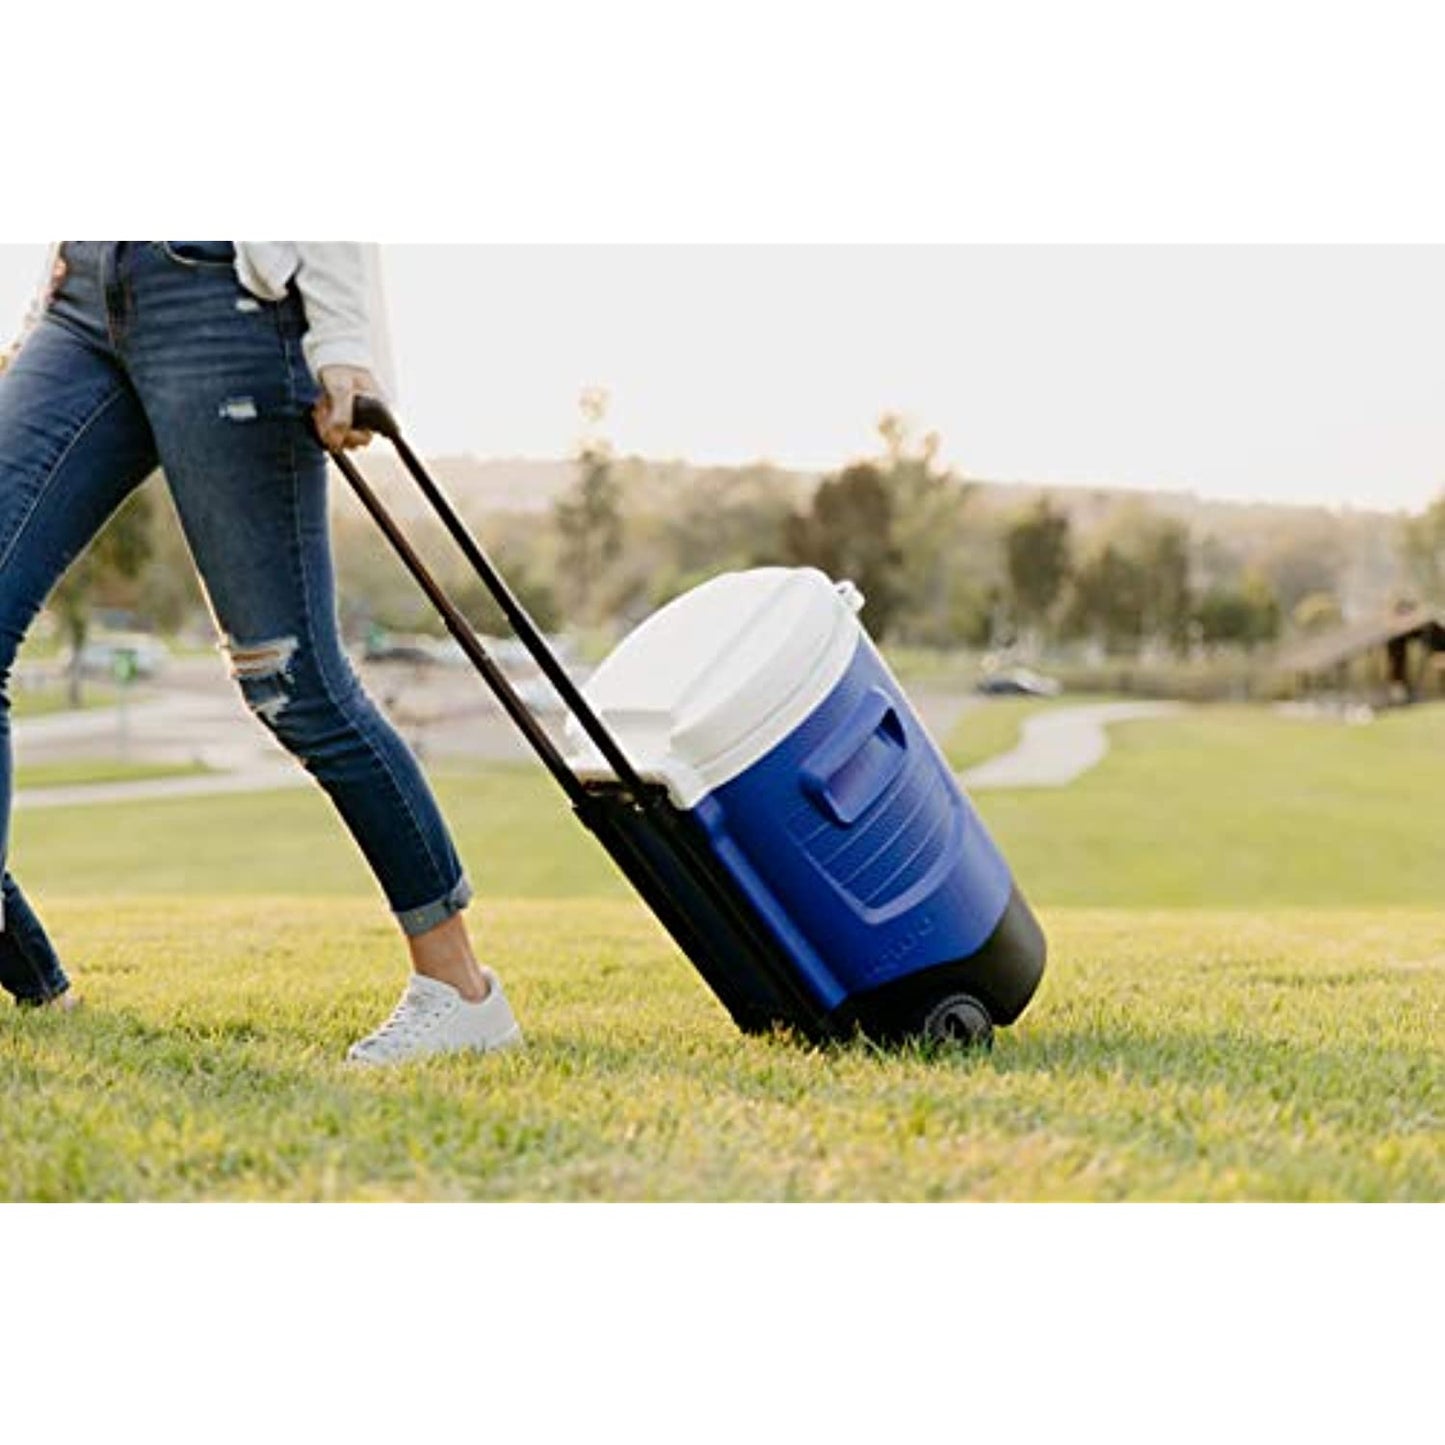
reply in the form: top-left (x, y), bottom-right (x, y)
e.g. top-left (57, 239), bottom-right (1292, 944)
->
top-left (11, 686), bottom-right (120, 719)
top-left (15, 703), bottom-right (1445, 909)
top-left (13, 766), bottom-right (624, 903)
top-left (978, 702), bottom-right (1445, 908)
top-left (3, 702), bottom-right (1443, 1200)
top-left (2, 899), bottom-right (1437, 1201)
top-left (14, 759), bottom-right (212, 790)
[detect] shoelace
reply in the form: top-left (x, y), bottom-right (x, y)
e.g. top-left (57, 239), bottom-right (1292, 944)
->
top-left (364, 985), bottom-right (455, 1048)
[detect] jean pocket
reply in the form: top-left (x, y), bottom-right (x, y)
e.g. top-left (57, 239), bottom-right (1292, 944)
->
top-left (159, 241), bottom-right (237, 269)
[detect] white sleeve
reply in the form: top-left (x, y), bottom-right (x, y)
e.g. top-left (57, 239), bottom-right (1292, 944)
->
top-left (293, 242), bottom-right (377, 380)
top-left (2, 244), bottom-right (61, 367)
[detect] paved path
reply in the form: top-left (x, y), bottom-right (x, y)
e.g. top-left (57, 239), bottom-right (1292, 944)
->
top-left (959, 700), bottom-right (1183, 790)
top-left (11, 658), bottom-right (539, 810)
top-left (14, 760), bottom-right (313, 810)
top-left (13, 679), bottom-right (306, 810)
top-left (11, 666), bottom-right (1179, 808)
top-left (12, 687), bottom-right (981, 809)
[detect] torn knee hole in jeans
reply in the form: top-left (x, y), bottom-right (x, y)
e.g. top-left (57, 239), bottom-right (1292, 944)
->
top-left (226, 635), bottom-right (299, 723)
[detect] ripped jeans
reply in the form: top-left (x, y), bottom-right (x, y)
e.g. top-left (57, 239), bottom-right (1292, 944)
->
top-left (0, 242), bottom-right (471, 1003)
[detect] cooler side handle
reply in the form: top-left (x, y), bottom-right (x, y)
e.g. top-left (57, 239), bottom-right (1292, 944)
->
top-left (800, 686), bottom-right (908, 827)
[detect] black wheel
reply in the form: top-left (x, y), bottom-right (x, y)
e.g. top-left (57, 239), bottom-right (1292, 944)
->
top-left (919, 994), bottom-right (994, 1051)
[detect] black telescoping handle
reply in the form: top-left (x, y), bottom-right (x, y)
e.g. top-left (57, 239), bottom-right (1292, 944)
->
top-left (352, 395), bottom-right (400, 440)
top-left (333, 397), bottom-right (650, 800)
top-left (327, 446), bottom-right (584, 804)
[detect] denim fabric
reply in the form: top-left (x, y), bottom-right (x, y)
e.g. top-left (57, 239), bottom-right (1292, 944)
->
top-left (0, 242), bottom-right (471, 1002)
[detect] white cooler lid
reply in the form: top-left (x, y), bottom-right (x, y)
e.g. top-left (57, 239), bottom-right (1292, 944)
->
top-left (565, 567), bottom-right (864, 808)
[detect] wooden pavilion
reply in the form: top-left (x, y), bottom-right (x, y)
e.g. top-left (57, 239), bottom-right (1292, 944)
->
top-left (1278, 603), bottom-right (1445, 706)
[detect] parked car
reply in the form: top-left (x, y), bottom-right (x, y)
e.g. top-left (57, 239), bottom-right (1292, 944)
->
top-left (362, 631), bottom-right (455, 667)
top-left (364, 637), bottom-right (442, 667)
top-left (975, 667), bottom-right (1063, 698)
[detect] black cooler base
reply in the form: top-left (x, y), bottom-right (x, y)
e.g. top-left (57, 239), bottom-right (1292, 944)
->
top-left (576, 780), bottom-right (1047, 1049)
top-left (826, 886), bottom-right (1048, 1046)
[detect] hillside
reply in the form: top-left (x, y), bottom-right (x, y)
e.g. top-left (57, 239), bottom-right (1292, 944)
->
top-left (338, 451), bottom-right (1418, 617)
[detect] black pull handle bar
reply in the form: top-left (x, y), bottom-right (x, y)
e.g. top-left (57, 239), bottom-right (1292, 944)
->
top-left (324, 399), bottom-right (650, 803)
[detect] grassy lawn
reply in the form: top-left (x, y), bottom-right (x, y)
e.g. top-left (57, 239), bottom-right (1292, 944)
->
top-left (2, 702), bottom-right (1441, 1200)
top-left (978, 701), bottom-right (1445, 908)
top-left (3, 899), bottom-right (1437, 1201)
top-left (11, 686), bottom-right (121, 719)
top-left (14, 759), bottom-right (212, 791)
top-left (13, 765), bottom-right (625, 902)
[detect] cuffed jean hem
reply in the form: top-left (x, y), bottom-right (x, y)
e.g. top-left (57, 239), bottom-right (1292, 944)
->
top-left (14, 978), bottom-right (71, 1008)
top-left (394, 875), bottom-right (473, 938)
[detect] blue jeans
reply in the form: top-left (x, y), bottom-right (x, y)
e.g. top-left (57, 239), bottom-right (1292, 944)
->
top-left (0, 241), bottom-right (472, 1003)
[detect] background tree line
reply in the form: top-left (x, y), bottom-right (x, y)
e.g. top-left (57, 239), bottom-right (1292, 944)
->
top-left (45, 403), bottom-right (1442, 688)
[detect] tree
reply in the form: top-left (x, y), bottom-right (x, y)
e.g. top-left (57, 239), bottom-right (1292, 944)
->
top-left (136, 483), bottom-right (207, 635)
top-left (1086, 505), bottom-right (1194, 656)
top-left (785, 462), bottom-right (904, 638)
top-left (1400, 491), bottom-right (1445, 603)
top-left (1135, 516), bottom-right (1194, 656)
top-left (50, 487), bottom-right (156, 706)
top-left (872, 413), bottom-right (978, 647)
top-left (1195, 573), bottom-right (1282, 650)
top-left (1257, 522), bottom-right (1350, 614)
top-left (1004, 498), bottom-right (1072, 637)
top-left (657, 462), bottom-right (799, 584)
top-left (1063, 543), bottom-right (1149, 653)
top-left (553, 387), bottom-right (624, 627)
top-left (1061, 505), bottom-right (1193, 657)
top-left (451, 557), bottom-right (561, 637)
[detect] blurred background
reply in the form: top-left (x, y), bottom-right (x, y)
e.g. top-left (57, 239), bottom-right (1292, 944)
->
top-left (0, 244), bottom-right (1439, 722)
top-left (1, 243), bottom-right (1442, 788)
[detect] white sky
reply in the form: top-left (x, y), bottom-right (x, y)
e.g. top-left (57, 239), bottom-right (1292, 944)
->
top-left (3, 244), bottom-right (1441, 513)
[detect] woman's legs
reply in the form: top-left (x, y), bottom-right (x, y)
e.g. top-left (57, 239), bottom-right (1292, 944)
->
top-left (404, 914), bottom-right (486, 1000)
top-left (119, 244), bottom-right (499, 1031)
top-left (0, 297), bottom-right (158, 1002)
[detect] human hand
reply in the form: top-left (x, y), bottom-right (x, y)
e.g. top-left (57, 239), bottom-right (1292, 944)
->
top-left (314, 365), bottom-right (379, 451)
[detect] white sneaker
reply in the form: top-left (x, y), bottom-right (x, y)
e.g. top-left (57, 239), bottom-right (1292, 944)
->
top-left (346, 969), bottom-right (523, 1067)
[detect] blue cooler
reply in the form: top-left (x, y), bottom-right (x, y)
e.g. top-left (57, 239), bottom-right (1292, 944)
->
top-left (567, 567), bottom-right (1046, 1047)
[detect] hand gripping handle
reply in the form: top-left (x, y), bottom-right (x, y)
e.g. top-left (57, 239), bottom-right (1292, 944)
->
top-left (350, 394), bottom-right (399, 440)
